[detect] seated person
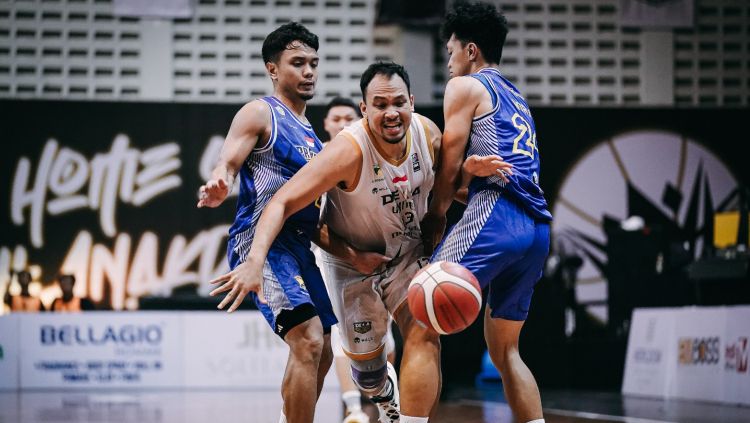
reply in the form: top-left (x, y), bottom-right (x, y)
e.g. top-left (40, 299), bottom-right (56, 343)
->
top-left (49, 274), bottom-right (95, 312)
top-left (3, 270), bottom-right (45, 312)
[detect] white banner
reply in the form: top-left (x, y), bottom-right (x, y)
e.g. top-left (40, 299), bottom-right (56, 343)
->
top-left (724, 306), bottom-right (750, 405)
top-left (673, 307), bottom-right (727, 402)
top-left (622, 308), bottom-right (677, 397)
top-left (19, 312), bottom-right (183, 388)
top-left (623, 306), bottom-right (750, 405)
top-left (0, 315), bottom-right (19, 389)
top-left (183, 312), bottom-right (288, 388)
top-left (619, 0), bottom-right (694, 28)
top-left (183, 312), bottom-right (340, 389)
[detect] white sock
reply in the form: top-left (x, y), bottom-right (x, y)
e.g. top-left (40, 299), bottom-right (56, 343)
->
top-left (400, 416), bottom-right (428, 423)
top-left (342, 390), bottom-right (362, 413)
top-left (278, 412), bottom-right (287, 423)
top-left (526, 419), bottom-right (545, 423)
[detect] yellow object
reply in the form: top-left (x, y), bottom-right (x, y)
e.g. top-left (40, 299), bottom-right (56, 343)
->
top-left (714, 212), bottom-right (750, 248)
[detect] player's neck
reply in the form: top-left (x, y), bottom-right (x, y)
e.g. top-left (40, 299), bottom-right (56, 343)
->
top-left (274, 92), bottom-right (307, 119)
top-left (374, 135), bottom-right (407, 162)
top-left (470, 61), bottom-right (498, 74)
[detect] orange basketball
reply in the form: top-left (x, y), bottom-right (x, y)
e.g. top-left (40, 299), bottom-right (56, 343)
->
top-left (407, 261), bottom-right (482, 335)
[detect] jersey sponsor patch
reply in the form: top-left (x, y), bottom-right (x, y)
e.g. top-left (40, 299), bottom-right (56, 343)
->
top-left (353, 321), bottom-right (372, 334)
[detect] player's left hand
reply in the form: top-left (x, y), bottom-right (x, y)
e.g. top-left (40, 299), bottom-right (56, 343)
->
top-left (350, 250), bottom-right (391, 275)
top-left (209, 257), bottom-right (266, 312)
top-left (464, 154), bottom-right (513, 182)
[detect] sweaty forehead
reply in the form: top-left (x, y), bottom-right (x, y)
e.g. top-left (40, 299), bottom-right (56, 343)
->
top-left (367, 74), bottom-right (408, 99)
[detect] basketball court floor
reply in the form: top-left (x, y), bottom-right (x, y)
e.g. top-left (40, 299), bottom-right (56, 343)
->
top-left (1, 385), bottom-right (746, 423)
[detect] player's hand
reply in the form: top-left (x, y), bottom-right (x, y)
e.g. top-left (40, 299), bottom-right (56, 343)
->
top-left (209, 257), bottom-right (266, 312)
top-left (349, 250), bottom-right (391, 275)
top-left (197, 178), bottom-right (230, 208)
top-left (464, 154), bottom-right (513, 183)
top-left (421, 212), bottom-right (447, 256)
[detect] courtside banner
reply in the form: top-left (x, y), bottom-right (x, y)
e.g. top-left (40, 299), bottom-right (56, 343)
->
top-left (724, 306), bottom-right (750, 405)
top-left (0, 315), bottom-right (19, 390)
top-left (672, 307), bottom-right (727, 402)
top-left (19, 312), bottom-right (183, 388)
top-left (622, 308), bottom-right (677, 398)
top-left (183, 311), bottom-right (340, 389)
top-left (183, 311), bottom-right (287, 388)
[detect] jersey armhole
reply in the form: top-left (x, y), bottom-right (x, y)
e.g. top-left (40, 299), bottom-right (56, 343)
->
top-left (417, 115), bottom-right (435, 165)
top-left (338, 131), bottom-right (363, 193)
top-left (252, 99), bottom-right (277, 153)
top-left (471, 74), bottom-right (500, 122)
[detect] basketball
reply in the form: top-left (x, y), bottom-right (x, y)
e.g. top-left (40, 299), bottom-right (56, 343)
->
top-left (407, 261), bottom-right (482, 335)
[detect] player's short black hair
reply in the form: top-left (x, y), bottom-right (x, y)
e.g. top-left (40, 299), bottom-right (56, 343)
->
top-left (262, 22), bottom-right (319, 64)
top-left (442, 1), bottom-right (508, 64)
top-left (359, 62), bottom-right (411, 99)
top-left (325, 97), bottom-right (362, 118)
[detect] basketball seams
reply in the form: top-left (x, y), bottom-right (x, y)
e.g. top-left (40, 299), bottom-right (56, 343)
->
top-left (407, 260), bottom-right (482, 335)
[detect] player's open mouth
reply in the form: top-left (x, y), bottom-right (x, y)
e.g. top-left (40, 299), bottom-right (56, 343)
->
top-left (383, 123), bottom-right (401, 134)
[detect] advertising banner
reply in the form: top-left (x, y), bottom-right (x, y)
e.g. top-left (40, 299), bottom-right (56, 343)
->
top-left (672, 307), bottom-right (727, 402)
top-left (622, 308), bottom-right (677, 397)
top-left (724, 306), bottom-right (750, 405)
top-left (183, 311), bottom-right (339, 389)
top-left (19, 312), bottom-right (183, 388)
top-left (0, 315), bottom-right (19, 390)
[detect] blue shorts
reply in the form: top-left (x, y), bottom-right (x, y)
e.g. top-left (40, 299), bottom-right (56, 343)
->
top-left (432, 190), bottom-right (550, 321)
top-left (228, 229), bottom-right (338, 338)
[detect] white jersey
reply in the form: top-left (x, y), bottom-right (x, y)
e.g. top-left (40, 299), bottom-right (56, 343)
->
top-left (322, 115), bottom-right (435, 259)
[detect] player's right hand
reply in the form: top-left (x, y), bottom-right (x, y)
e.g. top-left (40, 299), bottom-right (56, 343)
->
top-left (421, 212), bottom-right (447, 256)
top-left (464, 154), bottom-right (513, 182)
top-left (197, 178), bottom-right (229, 208)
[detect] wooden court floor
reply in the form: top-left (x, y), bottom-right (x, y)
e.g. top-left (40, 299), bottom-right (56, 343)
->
top-left (0, 386), bottom-right (746, 423)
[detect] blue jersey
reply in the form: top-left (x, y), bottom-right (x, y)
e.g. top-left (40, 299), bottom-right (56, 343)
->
top-left (229, 96), bottom-right (323, 262)
top-left (466, 68), bottom-right (552, 221)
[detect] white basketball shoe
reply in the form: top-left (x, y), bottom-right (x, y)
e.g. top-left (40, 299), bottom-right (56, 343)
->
top-left (370, 362), bottom-right (400, 423)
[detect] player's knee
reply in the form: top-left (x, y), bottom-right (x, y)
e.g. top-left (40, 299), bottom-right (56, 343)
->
top-left (289, 329), bottom-right (326, 363)
top-left (350, 363), bottom-right (388, 391)
top-left (487, 344), bottom-right (519, 373)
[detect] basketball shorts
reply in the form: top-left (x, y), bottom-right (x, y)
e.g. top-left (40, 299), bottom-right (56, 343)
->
top-left (228, 229), bottom-right (337, 338)
top-left (432, 190), bottom-right (550, 321)
top-left (318, 246), bottom-right (427, 356)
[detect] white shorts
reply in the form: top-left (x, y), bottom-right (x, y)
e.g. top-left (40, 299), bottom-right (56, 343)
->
top-left (318, 246), bottom-right (428, 356)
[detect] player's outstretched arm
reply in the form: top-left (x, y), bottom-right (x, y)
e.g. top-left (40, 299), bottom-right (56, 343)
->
top-left (209, 133), bottom-right (361, 312)
top-left (422, 76), bottom-right (480, 253)
top-left (197, 101), bottom-right (270, 208)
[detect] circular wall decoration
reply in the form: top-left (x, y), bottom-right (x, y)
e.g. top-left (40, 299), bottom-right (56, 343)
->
top-left (552, 130), bottom-right (739, 323)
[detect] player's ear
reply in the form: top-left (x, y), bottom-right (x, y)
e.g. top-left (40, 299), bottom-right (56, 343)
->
top-left (467, 42), bottom-right (478, 61)
top-left (359, 100), bottom-right (367, 117)
top-left (409, 94), bottom-right (415, 112)
top-left (265, 61), bottom-right (278, 81)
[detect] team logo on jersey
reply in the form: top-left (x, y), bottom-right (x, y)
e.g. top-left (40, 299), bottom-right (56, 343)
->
top-left (304, 136), bottom-right (316, 147)
top-left (275, 105), bottom-right (286, 116)
top-left (294, 275), bottom-right (306, 290)
top-left (295, 146), bottom-right (317, 162)
top-left (372, 164), bottom-right (384, 183)
top-left (353, 321), bottom-right (372, 334)
top-left (392, 175), bottom-right (408, 183)
top-left (411, 153), bottom-right (421, 172)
